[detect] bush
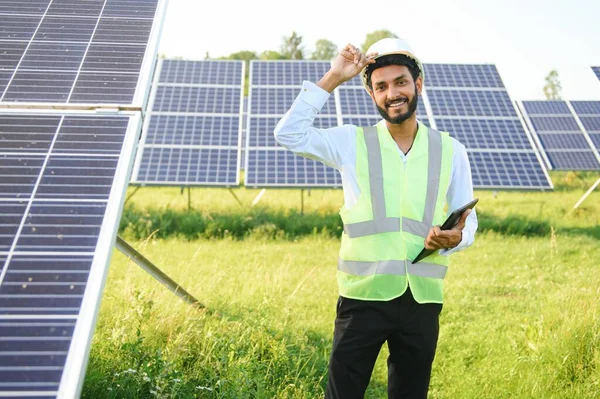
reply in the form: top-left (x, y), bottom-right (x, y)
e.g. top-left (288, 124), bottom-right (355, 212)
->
top-left (119, 205), bottom-right (550, 241)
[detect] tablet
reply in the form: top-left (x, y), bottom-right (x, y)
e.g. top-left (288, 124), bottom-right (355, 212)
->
top-left (412, 198), bottom-right (478, 264)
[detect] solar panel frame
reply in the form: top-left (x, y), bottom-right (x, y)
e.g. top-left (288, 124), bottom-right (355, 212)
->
top-left (0, 0), bottom-right (167, 109)
top-left (131, 58), bottom-right (245, 186)
top-left (0, 108), bottom-right (143, 398)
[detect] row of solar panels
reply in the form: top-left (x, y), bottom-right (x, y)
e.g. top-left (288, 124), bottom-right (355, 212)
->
top-left (0, 1), bottom-right (167, 397)
top-left (130, 59), bottom-right (600, 190)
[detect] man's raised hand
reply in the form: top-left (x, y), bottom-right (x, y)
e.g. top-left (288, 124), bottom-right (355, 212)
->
top-left (317, 44), bottom-right (377, 93)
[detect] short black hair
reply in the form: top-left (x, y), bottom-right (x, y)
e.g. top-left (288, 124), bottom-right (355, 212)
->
top-left (365, 54), bottom-right (421, 90)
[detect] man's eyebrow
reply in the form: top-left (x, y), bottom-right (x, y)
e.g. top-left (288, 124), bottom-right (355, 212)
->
top-left (373, 73), bottom-right (409, 86)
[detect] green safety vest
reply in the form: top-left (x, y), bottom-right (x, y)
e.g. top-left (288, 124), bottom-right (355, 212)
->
top-left (338, 122), bottom-right (454, 304)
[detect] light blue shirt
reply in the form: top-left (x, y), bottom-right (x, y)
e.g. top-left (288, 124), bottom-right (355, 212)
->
top-left (274, 81), bottom-right (478, 255)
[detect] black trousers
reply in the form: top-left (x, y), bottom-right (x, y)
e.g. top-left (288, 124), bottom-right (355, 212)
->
top-left (325, 288), bottom-right (442, 399)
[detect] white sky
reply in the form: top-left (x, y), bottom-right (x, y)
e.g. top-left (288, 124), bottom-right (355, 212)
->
top-left (157, 0), bottom-right (600, 100)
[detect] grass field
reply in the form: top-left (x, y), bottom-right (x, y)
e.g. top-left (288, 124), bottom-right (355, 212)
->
top-left (82, 171), bottom-right (600, 398)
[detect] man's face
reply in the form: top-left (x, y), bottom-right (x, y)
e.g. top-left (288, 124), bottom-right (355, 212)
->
top-left (369, 64), bottom-right (422, 125)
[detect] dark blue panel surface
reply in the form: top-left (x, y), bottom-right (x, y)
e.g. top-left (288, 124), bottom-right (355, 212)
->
top-left (529, 116), bottom-right (580, 132)
top-left (146, 115), bottom-right (241, 147)
top-left (539, 133), bottom-right (591, 149)
top-left (136, 147), bottom-right (239, 185)
top-left (522, 100), bottom-right (570, 115)
top-left (245, 149), bottom-right (342, 187)
top-left (153, 86), bottom-right (242, 113)
top-left (0, 155), bottom-right (46, 199)
top-left (571, 101), bottom-right (600, 115)
top-left (424, 64), bottom-right (504, 88)
top-left (160, 60), bottom-right (244, 85)
top-left (427, 89), bottom-right (515, 117)
top-left (250, 87), bottom-right (337, 115)
top-left (468, 151), bottom-right (551, 189)
top-left (251, 61), bottom-right (331, 86)
top-left (247, 116), bottom-right (337, 147)
top-left (435, 118), bottom-right (530, 149)
top-left (0, 0), bottom-right (159, 105)
top-left (545, 151), bottom-right (600, 170)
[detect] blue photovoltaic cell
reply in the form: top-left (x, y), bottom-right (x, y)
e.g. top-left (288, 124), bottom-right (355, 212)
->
top-left (427, 89), bottom-right (515, 117)
top-left (538, 134), bottom-right (590, 149)
top-left (468, 151), bottom-right (550, 189)
top-left (159, 59), bottom-right (243, 85)
top-left (521, 100), bottom-right (600, 170)
top-left (250, 61), bottom-right (331, 86)
top-left (528, 116), bottom-right (580, 132)
top-left (435, 118), bottom-right (530, 149)
top-left (153, 86), bottom-right (242, 114)
top-left (592, 67), bottom-right (600, 81)
top-left (571, 101), bottom-right (600, 115)
top-left (145, 115), bottom-right (240, 147)
top-left (0, 112), bottom-right (138, 396)
top-left (338, 88), bottom-right (378, 115)
top-left (135, 147), bottom-right (238, 185)
top-left (571, 101), bottom-right (600, 151)
top-left (250, 87), bottom-right (337, 115)
top-left (133, 59), bottom-right (244, 186)
top-left (0, 0), bottom-right (158, 104)
top-left (522, 100), bottom-right (571, 115)
top-left (245, 149), bottom-right (342, 187)
top-left (424, 64), bottom-right (504, 88)
top-left (247, 116), bottom-right (338, 147)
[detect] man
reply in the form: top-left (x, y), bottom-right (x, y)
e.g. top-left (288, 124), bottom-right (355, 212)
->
top-left (274, 38), bottom-right (478, 398)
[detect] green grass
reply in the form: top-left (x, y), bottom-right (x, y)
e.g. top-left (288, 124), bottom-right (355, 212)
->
top-left (83, 171), bottom-right (600, 398)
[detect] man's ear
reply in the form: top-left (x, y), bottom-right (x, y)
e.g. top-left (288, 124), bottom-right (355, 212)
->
top-left (416, 76), bottom-right (423, 94)
top-left (368, 88), bottom-right (375, 101)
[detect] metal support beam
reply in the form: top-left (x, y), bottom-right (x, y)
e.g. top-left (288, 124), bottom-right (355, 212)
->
top-left (573, 177), bottom-right (600, 210)
top-left (124, 186), bottom-right (141, 205)
top-left (228, 188), bottom-right (244, 207)
top-left (115, 236), bottom-right (204, 308)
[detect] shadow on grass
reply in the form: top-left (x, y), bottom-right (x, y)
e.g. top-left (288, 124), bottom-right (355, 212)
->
top-left (557, 225), bottom-right (600, 240)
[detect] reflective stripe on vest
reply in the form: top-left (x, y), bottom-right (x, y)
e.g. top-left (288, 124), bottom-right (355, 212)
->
top-left (343, 126), bottom-right (443, 239)
top-left (338, 259), bottom-right (448, 279)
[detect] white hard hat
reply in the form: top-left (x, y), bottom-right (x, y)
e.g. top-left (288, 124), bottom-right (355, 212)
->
top-left (360, 37), bottom-right (424, 92)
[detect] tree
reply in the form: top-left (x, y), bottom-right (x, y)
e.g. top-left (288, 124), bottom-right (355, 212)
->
top-left (361, 30), bottom-right (398, 52)
top-left (311, 39), bottom-right (338, 60)
top-left (280, 31), bottom-right (304, 60)
top-left (226, 51), bottom-right (258, 63)
top-left (260, 50), bottom-right (285, 60)
top-left (543, 70), bottom-right (562, 100)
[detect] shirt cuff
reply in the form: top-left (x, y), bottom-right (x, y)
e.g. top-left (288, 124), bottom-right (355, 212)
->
top-left (299, 80), bottom-right (331, 111)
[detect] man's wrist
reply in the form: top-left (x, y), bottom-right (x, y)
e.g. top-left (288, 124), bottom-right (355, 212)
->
top-left (317, 71), bottom-right (347, 93)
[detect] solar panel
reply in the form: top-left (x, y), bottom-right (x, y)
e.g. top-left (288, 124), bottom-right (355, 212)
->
top-left (131, 59), bottom-right (245, 186)
top-left (520, 101), bottom-right (600, 170)
top-left (0, 110), bottom-right (143, 398)
top-left (592, 66), bottom-right (600, 82)
top-left (0, 0), bottom-right (166, 396)
top-left (250, 60), bottom-right (331, 86)
top-left (571, 100), bottom-right (600, 152)
top-left (424, 63), bottom-right (552, 189)
top-left (0, 0), bottom-right (162, 106)
top-left (245, 60), bottom-right (344, 187)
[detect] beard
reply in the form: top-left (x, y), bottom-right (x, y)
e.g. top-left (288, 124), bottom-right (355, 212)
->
top-left (375, 85), bottom-right (419, 125)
